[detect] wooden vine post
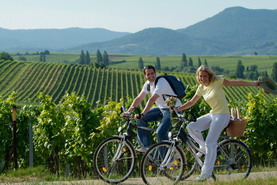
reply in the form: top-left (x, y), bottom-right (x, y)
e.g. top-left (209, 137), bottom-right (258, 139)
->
top-left (12, 105), bottom-right (18, 169)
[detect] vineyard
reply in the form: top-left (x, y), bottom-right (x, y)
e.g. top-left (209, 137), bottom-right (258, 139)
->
top-left (0, 60), bottom-right (274, 106)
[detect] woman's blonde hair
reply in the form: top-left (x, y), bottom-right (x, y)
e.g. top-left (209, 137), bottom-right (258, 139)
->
top-left (196, 65), bottom-right (216, 84)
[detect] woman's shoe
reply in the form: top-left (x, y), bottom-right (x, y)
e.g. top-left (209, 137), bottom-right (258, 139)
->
top-left (194, 173), bottom-right (212, 182)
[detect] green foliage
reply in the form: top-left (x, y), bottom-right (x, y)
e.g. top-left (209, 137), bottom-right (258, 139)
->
top-left (236, 60), bottom-right (245, 78)
top-left (138, 57), bottom-right (144, 69)
top-left (0, 52), bottom-right (13, 61)
top-left (155, 57), bottom-right (161, 70)
top-left (272, 62), bottom-right (277, 82)
top-left (90, 97), bottom-right (132, 147)
top-left (96, 49), bottom-right (102, 64)
top-left (244, 92), bottom-right (277, 164)
top-left (0, 92), bottom-right (16, 162)
top-left (103, 51), bottom-right (109, 66)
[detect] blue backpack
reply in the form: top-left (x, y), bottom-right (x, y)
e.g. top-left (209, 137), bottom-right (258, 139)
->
top-left (147, 74), bottom-right (187, 100)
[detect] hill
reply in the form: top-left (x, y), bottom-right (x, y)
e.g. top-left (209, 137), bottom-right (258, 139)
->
top-left (0, 27), bottom-right (130, 52)
top-left (68, 7), bottom-right (277, 55)
top-left (0, 60), bottom-right (273, 107)
top-left (66, 28), bottom-right (222, 55)
top-left (178, 6), bottom-right (277, 55)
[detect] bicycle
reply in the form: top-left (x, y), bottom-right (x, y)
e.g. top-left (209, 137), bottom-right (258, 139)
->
top-left (140, 108), bottom-right (252, 184)
top-left (93, 107), bottom-right (157, 184)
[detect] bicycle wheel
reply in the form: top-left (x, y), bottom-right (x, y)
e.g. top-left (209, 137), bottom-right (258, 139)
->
top-left (93, 136), bottom-right (136, 183)
top-left (214, 139), bottom-right (252, 180)
top-left (140, 141), bottom-right (185, 185)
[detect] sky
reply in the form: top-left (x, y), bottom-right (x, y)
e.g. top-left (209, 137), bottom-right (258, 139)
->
top-left (0, 0), bottom-right (277, 33)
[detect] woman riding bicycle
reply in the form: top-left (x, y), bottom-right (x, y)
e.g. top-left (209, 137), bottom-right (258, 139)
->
top-left (176, 65), bottom-right (262, 182)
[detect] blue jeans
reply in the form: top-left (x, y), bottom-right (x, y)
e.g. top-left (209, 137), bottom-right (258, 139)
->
top-left (136, 107), bottom-right (171, 148)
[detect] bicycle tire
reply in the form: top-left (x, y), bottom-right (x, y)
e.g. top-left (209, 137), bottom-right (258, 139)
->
top-left (93, 136), bottom-right (136, 184)
top-left (140, 141), bottom-right (185, 185)
top-left (214, 139), bottom-right (252, 180)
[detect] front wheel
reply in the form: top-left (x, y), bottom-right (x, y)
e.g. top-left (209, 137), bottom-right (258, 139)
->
top-left (93, 136), bottom-right (136, 184)
top-left (213, 139), bottom-right (252, 180)
top-left (140, 141), bottom-right (185, 185)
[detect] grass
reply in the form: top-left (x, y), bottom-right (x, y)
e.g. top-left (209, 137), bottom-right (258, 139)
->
top-left (0, 166), bottom-right (276, 184)
top-left (0, 166), bottom-right (76, 183)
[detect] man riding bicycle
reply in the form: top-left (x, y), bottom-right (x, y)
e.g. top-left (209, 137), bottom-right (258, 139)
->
top-left (121, 65), bottom-right (182, 152)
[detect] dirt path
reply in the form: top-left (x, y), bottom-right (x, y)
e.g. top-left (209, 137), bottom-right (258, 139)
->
top-left (1, 171), bottom-right (276, 185)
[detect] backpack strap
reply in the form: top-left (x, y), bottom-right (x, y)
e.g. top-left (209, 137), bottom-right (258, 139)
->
top-left (155, 75), bottom-right (177, 101)
top-left (146, 83), bottom-right (150, 92)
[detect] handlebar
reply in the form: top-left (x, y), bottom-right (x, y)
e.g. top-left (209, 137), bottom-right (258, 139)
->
top-left (171, 107), bottom-right (197, 122)
top-left (121, 106), bottom-right (141, 120)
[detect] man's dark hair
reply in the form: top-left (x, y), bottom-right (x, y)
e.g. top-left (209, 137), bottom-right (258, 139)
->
top-left (143, 65), bottom-right (156, 74)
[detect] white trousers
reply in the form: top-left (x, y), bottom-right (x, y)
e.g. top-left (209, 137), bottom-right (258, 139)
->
top-left (187, 113), bottom-right (230, 176)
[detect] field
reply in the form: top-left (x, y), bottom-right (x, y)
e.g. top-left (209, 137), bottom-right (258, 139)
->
top-left (12, 53), bottom-right (277, 75)
top-left (0, 59), bottom-right (274, 107)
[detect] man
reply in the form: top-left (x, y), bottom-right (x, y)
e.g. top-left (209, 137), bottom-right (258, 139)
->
top-left (121, 65), bottom-right (181, 152)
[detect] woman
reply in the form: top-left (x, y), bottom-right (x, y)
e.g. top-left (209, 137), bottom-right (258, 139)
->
top-left (176, 65), bottom-right (261, 182)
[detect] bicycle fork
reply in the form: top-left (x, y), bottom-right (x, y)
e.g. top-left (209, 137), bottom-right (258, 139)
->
top-left (112, 136), bottom-right (127, 162)
top-left (160, 141), bottom-right (178, 169)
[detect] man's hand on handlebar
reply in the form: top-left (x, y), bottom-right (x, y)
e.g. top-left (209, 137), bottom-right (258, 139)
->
top-left (120, 112), bottom-right (131, 118)
top-left (134, 113), bottom-right (144, 120)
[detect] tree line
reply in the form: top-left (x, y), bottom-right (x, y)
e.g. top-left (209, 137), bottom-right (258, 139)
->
top-left (137, 53), bottom-right (277, 82)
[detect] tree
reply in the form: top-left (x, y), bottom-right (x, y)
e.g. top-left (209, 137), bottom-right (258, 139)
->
top-left (181, 53), bottom-right (187, 68)
top-left (44, 50), bottom-right (50, 55)
top-left (0, 52), bottom-right (13, 61)
top-left (79, 50), bottom-right (85, 64)
top-left (155, 57), bottom-right (161, 70)
top-left (188, 57), bottom-right (193, 67)
top-left (85, 51), bottom-right (91, 65)
top-left (198, 57), bottom-right (202, 67)
top-left (249, 65), bottom-right (258, 72)
top-left (272, 62), bottom-right (277, 82)
top-left (96, 49), bottom-right (103, 64)
top-left (103, 51), bottom-right (109, 66)
top-left (138, 57), bottom-right (144, 69)
top-left (39, 52), bottom-right (46, 62)
top-left (235, 60), bottom-right (245, 79)
top-left (204, 59), bottom-right (208, 66)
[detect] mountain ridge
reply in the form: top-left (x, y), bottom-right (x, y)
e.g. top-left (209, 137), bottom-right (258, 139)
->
top-left (1, 7), bottom-right (277, 55)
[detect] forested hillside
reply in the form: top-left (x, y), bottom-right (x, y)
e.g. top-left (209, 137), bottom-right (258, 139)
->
top-left (0, 60), bottom-right (273, 106)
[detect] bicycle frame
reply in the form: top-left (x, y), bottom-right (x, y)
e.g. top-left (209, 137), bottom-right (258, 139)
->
top-left (116, 114), bottom-right (156, 153)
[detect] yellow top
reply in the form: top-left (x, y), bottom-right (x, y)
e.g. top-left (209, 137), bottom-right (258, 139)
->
top-left (196, 76), bottom-right (229, 114)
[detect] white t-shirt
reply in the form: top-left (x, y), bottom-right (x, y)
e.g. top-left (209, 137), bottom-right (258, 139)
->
top-left (141, 77), bottom-right (182, 109)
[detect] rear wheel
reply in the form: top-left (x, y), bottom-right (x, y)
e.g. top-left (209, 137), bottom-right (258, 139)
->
top-left (214, 139), bottom-right (252, 180)
top-left (93, 136), bottom-right (136, 183)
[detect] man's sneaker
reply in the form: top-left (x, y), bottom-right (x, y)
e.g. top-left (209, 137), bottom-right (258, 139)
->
top-left (136, 147), bottom-right (147, 153)
top-left (194, 173), bottom-right (212, 182)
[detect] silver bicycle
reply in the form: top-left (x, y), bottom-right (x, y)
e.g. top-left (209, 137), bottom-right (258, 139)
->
top-left (93, 107), bottom-right (156, 184)
top-left (140, 108), bottom-right (252, 184)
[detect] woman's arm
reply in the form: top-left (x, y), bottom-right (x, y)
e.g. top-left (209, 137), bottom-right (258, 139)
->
top-left (223, 79), bottom-right (261, 87)
top-left (177, 94), bottom-right (201, 112)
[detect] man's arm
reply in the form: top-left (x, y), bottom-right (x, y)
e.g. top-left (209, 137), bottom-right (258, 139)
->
top-left (140, 94), bottom-right (159, 116)
top-left (127, 91), bottom-right (147, 112)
